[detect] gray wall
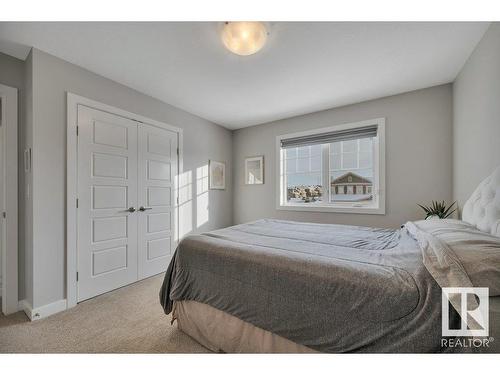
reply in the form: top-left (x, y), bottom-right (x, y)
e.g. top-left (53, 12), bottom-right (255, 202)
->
top-left (29, 49), bottom-right (232, 308)
top-left (0, 52), bottom-right (24, 89)
top-left (232, 84), bottom-right (453, 228)
top-left (0, 51), bottom-right (26, 300)
top-left (453, 23), bottom-right (500, 211)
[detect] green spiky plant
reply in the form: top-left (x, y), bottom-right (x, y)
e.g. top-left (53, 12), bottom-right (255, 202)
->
top-left (418, 201), bottom-right (457, 219)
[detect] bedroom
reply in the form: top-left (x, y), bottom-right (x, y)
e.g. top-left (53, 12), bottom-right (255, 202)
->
top-left (1, 0), bottom-right (500, 371)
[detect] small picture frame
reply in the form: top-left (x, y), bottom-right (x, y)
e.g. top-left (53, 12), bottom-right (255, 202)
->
top-left (245, 156), bottom-right (264, 185)
top-left (209, 160), bottom-right (226, 190)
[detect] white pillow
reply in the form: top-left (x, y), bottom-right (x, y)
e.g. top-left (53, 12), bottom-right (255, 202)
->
top-left (409, 219), bottom-right (500, 296)
top-left (462, 166), bottom-right (500, 237)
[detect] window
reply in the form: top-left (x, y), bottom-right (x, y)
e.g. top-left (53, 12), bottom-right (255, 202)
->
top-left (277, 118), bottom-right (385, 214)
top-left (285, 145), bottom-right (323, 203)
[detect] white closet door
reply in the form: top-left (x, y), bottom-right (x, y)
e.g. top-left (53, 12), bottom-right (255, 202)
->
top-left (77, 105), bottom-right (139, 302)
top-left (137, 123), bottom-right (177, 279)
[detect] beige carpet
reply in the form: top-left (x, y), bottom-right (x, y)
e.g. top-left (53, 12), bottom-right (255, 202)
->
top-left (0, 274), bottom-right (210, 353)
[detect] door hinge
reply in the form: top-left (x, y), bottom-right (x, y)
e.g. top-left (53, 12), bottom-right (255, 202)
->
top-left (76, 198), bottom-right (79, 208)
top-left (76, 272), bottom-right (79, 282)
top-left (2, 212), bottom-right (5, 218)
top-left (177, 148), bottom-right (179, 156)
top-left (76, 126), bottom-right (79, 136)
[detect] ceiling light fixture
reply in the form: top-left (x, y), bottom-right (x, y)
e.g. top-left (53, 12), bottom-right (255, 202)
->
top-left (221, 22), bottom-right (268, 56)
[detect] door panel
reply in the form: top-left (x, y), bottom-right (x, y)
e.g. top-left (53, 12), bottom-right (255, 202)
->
top-left (147, 238), bottom-right (171, 260)
top-left (77, 105), bottom-right (138, 302)
top-left (92, 246), bottom-right (128, 276)
top-left (147, 186), bottom-right (171, 206)
top-left (138, 124), bottom-right (177, 279)
top-left (92, 216), bottom-right (128, 242)
top-left (147, 133), bottom-right (172, 156)
top-left (92, 185), bottom-right (128, 209)
top-left (148, 213), bottom-right (171, 233)
top-left (92, 153), bottom-right (128, 178)
top-left (148, 160), bottom-right (171, 180)
top-left (93, 120), bottom-right (129, 149)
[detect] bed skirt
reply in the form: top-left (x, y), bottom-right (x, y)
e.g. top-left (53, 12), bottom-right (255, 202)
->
top-left (173, 300), bottom-right (316, 353)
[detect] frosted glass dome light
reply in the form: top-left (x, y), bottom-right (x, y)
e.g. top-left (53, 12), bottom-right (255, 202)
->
top-left (221, 22), bottom-right (268, 56)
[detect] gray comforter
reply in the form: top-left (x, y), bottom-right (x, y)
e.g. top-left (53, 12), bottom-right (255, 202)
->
top-left (160, 219), bottom-right (462, 353)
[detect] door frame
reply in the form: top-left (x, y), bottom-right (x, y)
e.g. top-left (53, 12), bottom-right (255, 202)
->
top-left (0, 83), bottom-right (19, 315)
top-left (66, 93), bottom-right (183, 309)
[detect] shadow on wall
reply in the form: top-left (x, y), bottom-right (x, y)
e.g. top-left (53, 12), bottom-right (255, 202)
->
top-left (175, 164), bottom-right (210, 241)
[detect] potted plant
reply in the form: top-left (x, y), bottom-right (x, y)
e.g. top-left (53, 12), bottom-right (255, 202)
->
top-left (418, 201), bottom-right (457, 220)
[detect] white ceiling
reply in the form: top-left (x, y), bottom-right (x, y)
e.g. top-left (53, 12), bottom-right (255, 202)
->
top-left (0, 22), bottom-right (489, 129)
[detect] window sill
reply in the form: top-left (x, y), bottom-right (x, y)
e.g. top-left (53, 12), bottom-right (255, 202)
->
top-left (276, 202), bottom-right (385, 215)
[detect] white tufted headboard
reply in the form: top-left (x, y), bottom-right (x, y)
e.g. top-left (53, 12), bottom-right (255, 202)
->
top-left (462, 166), bottom-right (500, 237)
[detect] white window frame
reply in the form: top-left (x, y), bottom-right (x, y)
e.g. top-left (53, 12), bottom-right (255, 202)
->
top-left (276, 118), bottom-right (385, 215)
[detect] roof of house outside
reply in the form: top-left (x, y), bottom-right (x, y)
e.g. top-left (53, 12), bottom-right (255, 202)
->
top-left (331, 172), bottom-right (372, 185)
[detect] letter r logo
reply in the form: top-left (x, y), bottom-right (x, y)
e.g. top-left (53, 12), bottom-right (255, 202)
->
top-left (442, 287), bottom-right (489, 337)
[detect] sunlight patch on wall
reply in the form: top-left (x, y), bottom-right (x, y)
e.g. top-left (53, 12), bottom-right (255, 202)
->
top-left (177, 170), bottom-right (193, 240)
top-left (196, 165), bottom-right (209, 228)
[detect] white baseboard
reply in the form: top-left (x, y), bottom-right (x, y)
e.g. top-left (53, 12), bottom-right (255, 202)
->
top-left (18, 299), bottom-right (67, 321)
top-left (18, 299), bottom-right (31, 318)
top-left (18, 299), bottom-right (28, 313)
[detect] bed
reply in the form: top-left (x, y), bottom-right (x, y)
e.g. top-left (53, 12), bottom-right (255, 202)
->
top-left (159, 167), bottom-right (500, 353)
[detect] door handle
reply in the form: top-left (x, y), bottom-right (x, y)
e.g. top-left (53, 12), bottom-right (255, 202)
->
top-left (126, 207), bottom-right (136, 213)
top-left (139, 206), bottom-right (152, 212)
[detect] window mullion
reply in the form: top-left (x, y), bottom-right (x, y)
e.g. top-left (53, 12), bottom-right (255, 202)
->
top-left (282, 150), bottom-right (287, 205)
top-left (321, 144), bottom-right (330, 203)
top-left (340, 141), bottom-right (344, 169)
top-left (357, 139), bottom-right (360, 169)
